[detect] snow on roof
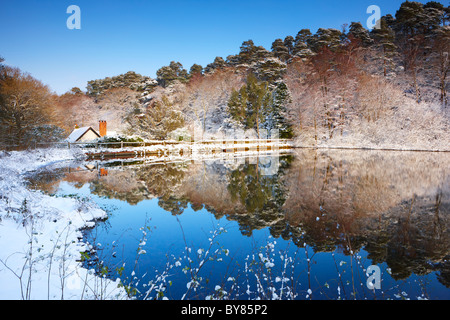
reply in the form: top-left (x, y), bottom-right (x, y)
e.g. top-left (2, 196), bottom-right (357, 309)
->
top-left (66, 126), bottom-right (100, 143)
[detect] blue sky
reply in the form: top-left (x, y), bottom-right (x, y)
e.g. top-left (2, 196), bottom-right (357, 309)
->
top-left (0, 0), bottom-right (434, 94)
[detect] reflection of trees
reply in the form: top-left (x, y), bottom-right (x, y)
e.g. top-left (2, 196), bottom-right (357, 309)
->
top-left (137, 162), bottom-right (189, 215)
top-left (157, 195), bottom-right (189, 216)
top-left (30, 149), bottom-right (450, 288)
top-left (228, 164), bottom-right (271, 213)
top-left (437, 260), bottom-right (450, 288)
top-left (381, 192), bottom-right (450, 281)
top-left (178, 160), bottom-right (245, 219)
top-left (226, 156), bottom-right (293, 236)
top-left (89, 170), bottom-right (151, 205)
top-left (26, 168), bottom-right (70, 194)
top-left (282, 149), bottom-right (450, 286)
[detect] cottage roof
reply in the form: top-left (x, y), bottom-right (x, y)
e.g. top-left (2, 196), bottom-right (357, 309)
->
top-left (66, 126), bottom-right (100, 143)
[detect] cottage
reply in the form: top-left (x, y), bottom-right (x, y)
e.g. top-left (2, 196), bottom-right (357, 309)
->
top-left (66, 126), bottom-right (101, 143)
top-left (66, 120), bottom-right (114, 143)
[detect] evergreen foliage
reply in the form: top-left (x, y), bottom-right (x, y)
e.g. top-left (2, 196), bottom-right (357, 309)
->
top-left (144, 96), bottom-right (185, 140)
top-left (228, 74), bottom-right (292, 138)
top-left (156, 61), bottom-right (189, 87)
top-left (86, 71), bottom-right (157, 98)
top-left (228, 74), bottom-right (271, 138)
top-left (189, 64), bottom-right (203, 77)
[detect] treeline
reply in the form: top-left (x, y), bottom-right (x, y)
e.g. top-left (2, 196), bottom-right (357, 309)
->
top-left (277, 1), bottom-right (449, 149)
top-left (150, 1), bottom-right (449, 143)
top-left (156, 1), bottom-right (448, 103)
top-left (0, 58), bottom-right (65, 148)
top-left (0, 1), bottom-right (448, 148)
top-left (86, 71), bottom-right (157, 99)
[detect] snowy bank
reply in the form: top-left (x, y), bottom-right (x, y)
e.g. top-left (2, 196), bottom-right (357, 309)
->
top-left (0, 148), bottom-right (128, 300)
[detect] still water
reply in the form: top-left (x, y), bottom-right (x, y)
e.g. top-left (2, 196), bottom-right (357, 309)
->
top-left (29, 149), bottom-right (450, 300)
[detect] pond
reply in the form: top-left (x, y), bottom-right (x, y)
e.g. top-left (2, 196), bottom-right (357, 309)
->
top-left (28, 148), bottom-right (450, 300)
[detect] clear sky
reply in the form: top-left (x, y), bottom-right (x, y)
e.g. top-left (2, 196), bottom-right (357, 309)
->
top-left (0, 0), bottom-right (434, 94)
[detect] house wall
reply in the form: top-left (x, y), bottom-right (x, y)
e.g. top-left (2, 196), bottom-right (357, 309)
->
top-left (79, 129), bottom-right (100, 142)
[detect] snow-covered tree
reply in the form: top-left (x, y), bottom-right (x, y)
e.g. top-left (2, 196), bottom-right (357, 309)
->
top-left (271, 39), bottom-right (290, 62)
top-left (371, 17), bottom-right (397, 77)
top-left (0, 66), bottom-right (56, 146)
top-left (309, 28), bottom-right (343, 52)
top-left (237, 40), bottom-right (272, 65)
top-left (189, 64), bottom-right (203, 77)
top-left (227, 74), bottom-right (271, 138)
top-left (348, 22), bottom-right (374, 47)
top-left (86, 71), bottom-right (157, 98)
top-left (292, 29), bottom-right (315, 59)
top-left (264, 81), bottom-right (293, 138)
top-left (156, 61), bottom-right (189, 87)
top-left (283, 36), bottom-right (295, 56)
top-left (143, 95), bottom-right (185, 140)
top-left (204, 56), bottom-right (227, 74)
top-left (430, 26), bottom-right (450, 106)
top-left (251, 58), bottom-right (287, 84)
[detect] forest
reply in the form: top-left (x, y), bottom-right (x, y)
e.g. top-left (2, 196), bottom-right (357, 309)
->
top-left (0, 1), bottom-right (449, 150)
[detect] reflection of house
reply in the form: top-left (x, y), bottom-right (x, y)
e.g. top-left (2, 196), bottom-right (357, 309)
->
top-left (85, 164), bottom-right (96, 171)
top-left (66, 120), bottom-right (108, 143)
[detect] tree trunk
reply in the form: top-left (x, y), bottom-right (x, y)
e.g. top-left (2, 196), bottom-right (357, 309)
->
top-left (440, 53), bottom-right (448, 107)
top-left (13, 111), bottom-right (24, 147)
top-left (412, 68), bottom-right (420, 103)
top-left (256, 115), bottom-right (260, 139)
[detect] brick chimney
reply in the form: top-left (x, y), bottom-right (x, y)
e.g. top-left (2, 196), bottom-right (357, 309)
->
top-left (99, 120), bottom-right (107, 137)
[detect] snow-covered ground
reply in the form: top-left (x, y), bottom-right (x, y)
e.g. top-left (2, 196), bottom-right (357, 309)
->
top-left (0, 147), bottom-right (128, 300)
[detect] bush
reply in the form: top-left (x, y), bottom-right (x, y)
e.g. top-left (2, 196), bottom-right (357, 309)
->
top-left (97, 135), bottom-right (144, 148)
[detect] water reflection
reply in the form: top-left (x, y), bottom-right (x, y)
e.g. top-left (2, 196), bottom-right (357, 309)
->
top-left (282, 150), bottom-right (449, 285)
top-left (28, 149), bottom-right (450, 296)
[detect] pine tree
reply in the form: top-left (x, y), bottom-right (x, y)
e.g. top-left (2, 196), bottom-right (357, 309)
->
top-left (431, 26), bottom-right (450, 106)
top-left (189, 64), bottom-right (203, 77)
top-left (348, 22), bottom-right (374, 47)
top-left (238, 40), bottom-right (256, 64)
top-left (204, 56), bottom-right (227, 73)
top-left (227, 86), bottom-right (248, 125)
top-left (226, 54), bottom-right (241, 66)
top-left (251, 58), bottom-right (287, 84)
top-left (238, 40), bottom-right (272, 65)
top-left (293, 29), bottom-right (314, 58)
top-left (371, 17), bottom-right (397, 76)
top-left (264, 81), bottom-right (293, 138)
top-left (227, 74), bottom-right (271, 138)
top-left (422, 1), bottom-right (446, 33)
top-left (283, 36), bottom-right (295, 56)
top-left (156, 61), bottom-right (189, 87)
top-left (146, 95), bottom-right (185, 140)
top-left (309, 28), bottom-right (343, 52)
top-left (271, 39), bottom-right (290, 62)
top-left (394, 1), bottom-right (425, 36)
top-left (251, 46), bottom-right (272, 63)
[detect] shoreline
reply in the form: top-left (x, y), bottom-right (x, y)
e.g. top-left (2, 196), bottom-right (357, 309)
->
top-left (292, 144), bottom-right (450, 153)
top-left (0, 148), bottom-right (128, 300)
